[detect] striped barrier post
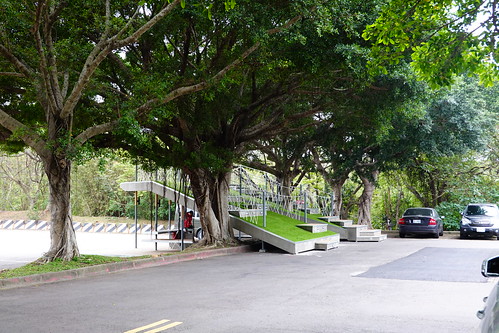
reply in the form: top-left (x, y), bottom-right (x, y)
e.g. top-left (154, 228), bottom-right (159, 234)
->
top-left (25, 220), bottom-right (37, 230)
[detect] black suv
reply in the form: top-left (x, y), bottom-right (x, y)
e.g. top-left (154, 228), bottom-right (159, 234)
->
top-left (460, 203), bottom-right (499, 240)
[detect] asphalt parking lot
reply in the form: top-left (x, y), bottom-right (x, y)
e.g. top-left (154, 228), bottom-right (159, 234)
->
top-left (1, 229), bottom-right (498, 332)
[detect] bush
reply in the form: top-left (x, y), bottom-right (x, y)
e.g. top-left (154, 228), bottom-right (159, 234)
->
top-left (436, 201), bottom-right (465, 231)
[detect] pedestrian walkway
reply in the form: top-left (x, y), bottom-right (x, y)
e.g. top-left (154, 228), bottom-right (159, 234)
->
top-left (0, 229), bottom-right (176, 270)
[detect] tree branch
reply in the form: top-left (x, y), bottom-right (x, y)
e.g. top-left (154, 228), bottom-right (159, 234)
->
top-left (0, 45), bottom-right (35, 78)
top-left (244, 160), bottom-right (279, 176)
top-left (0, 72), bottom-right (25, 78)
top-left (74, 120), bottom-right (119, 144)
top-left (115, 0), bottom-right (181, 47)
top-left (0, 108), bottom-right (47, 158)
top-left (136, 12), bottom-right (304, 115)
top-left (62, 0), bottom-right (182, 119)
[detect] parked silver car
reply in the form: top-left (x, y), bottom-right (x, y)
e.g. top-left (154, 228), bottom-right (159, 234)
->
top-left (477, 255), bottom-right (499, 332)
top-left (460, 203), bottom-right (499, 240)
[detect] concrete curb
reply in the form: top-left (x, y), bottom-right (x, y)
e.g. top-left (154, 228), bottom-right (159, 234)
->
top-left (382, 230), bottom-right (460, 238)
top-left (0, 244), bottom-right (256, 290)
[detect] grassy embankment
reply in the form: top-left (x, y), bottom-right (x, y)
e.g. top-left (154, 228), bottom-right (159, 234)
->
top-left (242, 211), bottom-right (336, 241)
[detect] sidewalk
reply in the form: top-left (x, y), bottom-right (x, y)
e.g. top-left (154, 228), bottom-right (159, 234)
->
top-left (0, 229), bottom-right (255, 290)
top-left (0, 229), bottom-right (178, 270)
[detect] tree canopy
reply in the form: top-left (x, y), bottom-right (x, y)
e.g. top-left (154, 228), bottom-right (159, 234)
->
top-left (363, 0), bottom-right (499, 87)
top-left (0, 0), bottom-right (236, 260)
top-left (109, 0), bottom-right (380, 244)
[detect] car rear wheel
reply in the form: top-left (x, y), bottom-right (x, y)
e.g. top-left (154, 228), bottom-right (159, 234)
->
top-left (433, 232), bottom-right (439, 239)
top-left (439, 228), bottom-right (443, 236)
top-left (399, 232), bottom-right (406, 238)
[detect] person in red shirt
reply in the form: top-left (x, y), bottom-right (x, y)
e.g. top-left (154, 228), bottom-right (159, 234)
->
top-left (184, 210), bottom-right (194, 229)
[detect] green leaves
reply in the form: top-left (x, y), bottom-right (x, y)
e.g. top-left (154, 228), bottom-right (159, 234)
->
top-left (364, 0), bottom-right (499, 87)
top-left (224, 0), bottom-right (236, 10)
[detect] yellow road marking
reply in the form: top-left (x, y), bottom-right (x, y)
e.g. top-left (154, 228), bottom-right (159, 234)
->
top-left (144, 321), bottom-right (183, 333)
top-left (124, 319), bottom-right (170, 333)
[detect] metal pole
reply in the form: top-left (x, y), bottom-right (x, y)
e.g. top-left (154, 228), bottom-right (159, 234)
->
top-left (260, 190), bottom-right (266, 253)
top-left (134, 191), bottom-right (138, 248)
top-left (238, 166), bottom-right (242, 240)
top-left (263, 190), bottom-right (267, 228)
top-left (239, 165), bottom-right (242, 196)
top-left (331, 192), bottom-right (335, 217)
top-left (304, 190), bottom-right (308, 223)
top-left (134, 162), bottom-right (138, 248)
top-left (155, 194), bottom-right (158, 251)
top-left (168, 200), bottom-right (172, 230)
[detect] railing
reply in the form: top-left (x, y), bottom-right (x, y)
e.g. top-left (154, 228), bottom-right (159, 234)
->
top-left (229, 165), bottom-right (336, 224)
top-left (133, 164), bottom-right (337, 224)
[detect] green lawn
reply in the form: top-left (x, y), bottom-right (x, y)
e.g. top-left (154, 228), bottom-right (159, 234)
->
top-left (0, 255), bottom-right (147, 279)
top-left (243, 211), bottom-right (336, 242)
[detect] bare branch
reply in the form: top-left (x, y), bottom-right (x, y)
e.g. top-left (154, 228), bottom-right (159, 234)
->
top-left (115, 0), bottom-right (181, 47)
top-left (0, 72), bottom-right (25, 78)
top-left (0, 107), bottom-right (48, 157)
top-left (32, 1), bottom-right (62, 113)
top-left (74, 120), bottom-right (119, 144)
top-left (62, 71), bottom-right (69, 99)
top-left (62, 0), bottom-right (182, 120)
top-left (0, 45), bottom-right (35, 78)
top-left (244, 160), bottom-right (279, 176)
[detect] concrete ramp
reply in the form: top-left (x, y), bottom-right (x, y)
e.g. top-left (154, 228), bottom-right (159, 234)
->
top-left (120, 181), bottom-right (196, 211)
top-left (230, 216), bottom-right (339, 254)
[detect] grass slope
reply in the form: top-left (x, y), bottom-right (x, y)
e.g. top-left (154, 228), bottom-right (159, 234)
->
top-left (243, 211), bottom-right (335, 242)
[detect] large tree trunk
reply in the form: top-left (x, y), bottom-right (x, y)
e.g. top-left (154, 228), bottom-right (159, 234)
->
top-left (40, 112), bottom-right (79, 262)
top-left (185, 167), bottom-right (235, 246)
top-left (277, 173), bottom-right (294, 212)
top-left (357, 170), bottom-right (379, 228)
top-left (332, 178), bottom-right (346, 218)
top-left (42, 154), bottom-right (79, 261)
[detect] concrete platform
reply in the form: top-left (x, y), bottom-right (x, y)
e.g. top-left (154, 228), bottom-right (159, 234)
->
top-left (229, 209), bottom-right (265, 218)
top-left (318, 217), bottom-right (353, 227)
top-left (297, 223), bottom-right (328, 233)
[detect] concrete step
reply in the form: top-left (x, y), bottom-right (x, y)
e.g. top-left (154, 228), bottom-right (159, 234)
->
top-left (315, 239), bottom-right (339, 251)
top-left (359, 229), bottom-right (382, 237)
top-left (344, 225), bottom-right (368, 241)
top-left (318, 217), bottom-right (353, 227)
top-left (356, 233), bottom-right (388, 242)
top-left (297, 223), bottom-right (328, 233)
top-left (229, 209), bottom-right (266, 218)
top-left (300, 208), bottom-right (321, 214)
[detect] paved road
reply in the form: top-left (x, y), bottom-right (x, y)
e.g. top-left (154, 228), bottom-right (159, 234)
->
top-left (0, 232), bottom-right (498, 332)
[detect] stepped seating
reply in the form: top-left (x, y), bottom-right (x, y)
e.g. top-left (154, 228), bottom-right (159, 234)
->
top-left (228, 209), bottom-right (265, 218)
top-left (318, 216), bottom-right (387, 242)
top-left (297, 223), bottom-right (328, 233)
top-left (315, 240), bottom-right (339, 250)
top-left (299, 207), bottom-right (321, 214)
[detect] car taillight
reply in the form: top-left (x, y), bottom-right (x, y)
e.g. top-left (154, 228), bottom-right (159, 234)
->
top-left (429, 218), bottom-right (437, 225)
top-left (398, 218), bottom-right (405, 225)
